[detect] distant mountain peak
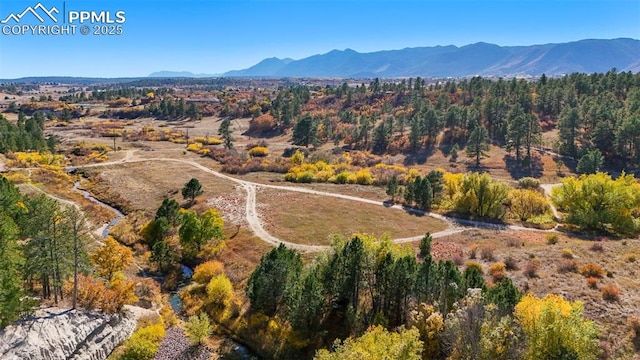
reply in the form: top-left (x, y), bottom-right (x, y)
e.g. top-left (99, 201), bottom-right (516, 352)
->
top-left (223, 38), bottom-right (640, 78)
top-left (148, 71), bottom-right (219, 78)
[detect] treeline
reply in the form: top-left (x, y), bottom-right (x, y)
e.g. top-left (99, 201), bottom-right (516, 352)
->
top-left (260, 71), bottom-right (640, 172)
top-left (244, 236), bottom-right (600, 359)
top-left (59, 87), bottom-right (171, 103)
top-left (104, 97), bottom-right (202, 121)
top-left (0, 177), bottom-right (90, 326)
top-left (0, 176), bottom-right (146, 328)
top-left (0, 113), bottom-right (55, 153)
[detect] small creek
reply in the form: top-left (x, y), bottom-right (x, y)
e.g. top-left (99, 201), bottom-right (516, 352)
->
top-left (72, 180), bottom-right (257, 359)
top-left (73, 181), bottom-right (124, 238)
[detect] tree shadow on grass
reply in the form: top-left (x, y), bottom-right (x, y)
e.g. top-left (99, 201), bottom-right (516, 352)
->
top-left (403, 146), bottom-right (435, 166)
top-left (503, 154), bottom-right (543, 179)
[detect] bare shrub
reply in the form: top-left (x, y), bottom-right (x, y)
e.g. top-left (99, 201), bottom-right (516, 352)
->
top-left (480, 246), bottom-right (495, 261)
top-left (628, 316), bottom-right (640, 350)
top-left (524, 259), bottom-right (540, 278)
top-left (468, 243), bottom-right (478, 259)
top-left (452, 254), bottom-right (464, 266)
top-left (518, 177), bottom-right (540, 189)
top-left (590, 242), bottom-right (604, 252)
top-left (504, 256), bottom-right (520, 271)
top-left (506, 238), bottom-right (521, 247)
top-left (557, 260), bottom-right (578, 274)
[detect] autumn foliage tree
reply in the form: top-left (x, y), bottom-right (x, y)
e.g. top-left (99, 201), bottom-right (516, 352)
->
top-left (249, 114), bottom-right (277, 135)
top-left (515, 294), bottom-right (599, 360)
top-left (178, 208), bottom-right (225, 259)
top-left (186, 312), bottom-right (214, 346)
top-left (314, 325), bottom-right (423, 360)
top-left (451, 172), bottom-right (509, 219)
top-left (552, 172), bottom-right (640, 235)
top-left (508, 189), bottom-right (551, 222)
top-left (90, 237), bottom-right (134, 281)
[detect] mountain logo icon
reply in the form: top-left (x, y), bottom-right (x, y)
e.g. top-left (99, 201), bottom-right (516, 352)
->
top-left (1, 3), bottom-right (59, 24)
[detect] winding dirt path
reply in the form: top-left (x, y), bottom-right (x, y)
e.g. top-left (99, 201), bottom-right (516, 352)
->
top-left (70, 152), bottom-right (564, 251)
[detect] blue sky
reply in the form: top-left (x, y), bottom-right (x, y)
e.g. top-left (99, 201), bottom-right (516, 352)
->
top-left (1, 0), bottom-right (639, 78)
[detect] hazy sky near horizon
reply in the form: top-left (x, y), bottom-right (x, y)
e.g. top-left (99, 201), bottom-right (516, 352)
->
top-left (1, 0), bottom-right (639, 78)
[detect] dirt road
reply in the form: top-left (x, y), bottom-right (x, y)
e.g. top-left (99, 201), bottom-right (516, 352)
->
top-left (70, 151), bottom-right (564, 251)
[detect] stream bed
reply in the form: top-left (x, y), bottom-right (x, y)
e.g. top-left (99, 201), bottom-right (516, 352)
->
top-left (72, 179), bottom-right (258, 360)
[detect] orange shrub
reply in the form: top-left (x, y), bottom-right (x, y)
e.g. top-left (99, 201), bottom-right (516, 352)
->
top-left (586, 277), bottom-right (598, 289)
top-left (63, 274), bottom-right (137, 313)
top-left (601, 284), bottom-right (620, 301)
top-left (489, 262), bottom-right (507, 281)
top-left (248, 114), bottom-right (277, 134)
top-left (579, 263), bottom-right (605, 278)
top-left (628, 316), bottom-right (640, 337)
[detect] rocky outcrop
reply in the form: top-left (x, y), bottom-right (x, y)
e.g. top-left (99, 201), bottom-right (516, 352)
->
top-left (0, 307), bottom-right (136, 360)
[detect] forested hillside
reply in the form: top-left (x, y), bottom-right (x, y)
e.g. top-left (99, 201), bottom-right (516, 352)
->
top-left (234, 71), bottom-right (640, 173)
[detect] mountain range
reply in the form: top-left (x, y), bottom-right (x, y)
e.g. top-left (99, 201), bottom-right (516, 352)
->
top-left (213, 38), bottom-right (639, 78)
top-left (148, 71), bottom-right (222, 78)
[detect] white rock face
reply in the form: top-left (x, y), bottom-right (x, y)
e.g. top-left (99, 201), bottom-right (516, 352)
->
top-left (0, 307), bottom-right (137, 360)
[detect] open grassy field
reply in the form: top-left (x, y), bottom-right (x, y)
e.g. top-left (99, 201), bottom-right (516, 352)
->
top-left (81, 161), bottom-right (240, 214)
top-left (257, 188), bottom-right (448, 245)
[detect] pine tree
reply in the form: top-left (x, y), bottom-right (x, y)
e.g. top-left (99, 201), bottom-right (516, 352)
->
top-left (218, 118), bottom-right (233, 149)
top-left (386, 175), bottom-right (398, 202)
top-left (182, 178), bottom-right (203, 204)
top-left (466, 125), bottom-right (489, 167)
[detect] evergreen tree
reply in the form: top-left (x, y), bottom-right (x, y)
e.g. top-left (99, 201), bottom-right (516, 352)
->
top-left (182, 178), bottom-right (203, 204)
top-left (576, 149), bottom-right (604, 174)
top-left (386, 175), bottom-right (399, 202)
top-left (466, 125), bottom-right (490, 167)
top-left (419, 233), bottom-right (432, 258)
top-left (246, 244), bottom-right (302, 317)
top-left (0, 213), bottom-right (26, 327)
top-left (292, 115), bottom-right (317, 147)
top-left (218, 118), bottom-right (234, 149)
